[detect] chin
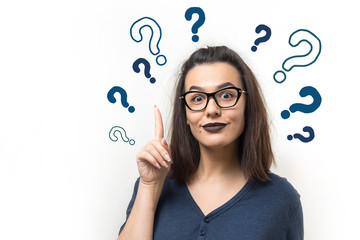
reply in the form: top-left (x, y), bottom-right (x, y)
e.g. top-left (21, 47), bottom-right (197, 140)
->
top-left (198, 131), bottom-right (242, 148)
top-left (199, 138), bottom-right (237, 150)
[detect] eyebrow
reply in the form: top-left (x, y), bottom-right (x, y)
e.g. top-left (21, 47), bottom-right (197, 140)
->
top-left (189, 82), bottom-right (235, 91)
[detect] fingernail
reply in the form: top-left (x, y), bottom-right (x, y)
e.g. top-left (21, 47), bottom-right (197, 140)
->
top-left (156, 163), bottom-right (161, 169)
top-left (164, 154), bottom-right (171, 162)
top-left (162, 161), bottom-right (168, 168)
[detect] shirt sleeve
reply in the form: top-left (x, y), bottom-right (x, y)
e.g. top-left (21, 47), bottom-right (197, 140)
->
top-left (118, 177), bottom-right (140, 235)
top-left (286, 197), bottom-right (304, 240)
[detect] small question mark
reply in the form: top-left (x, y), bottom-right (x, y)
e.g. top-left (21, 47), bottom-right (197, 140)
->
top-left (132, 58), bottom-right (156, 84)
top-left (185, 7), bottom-right (206, 42)
top-left (109, 126), bottom-right (135, 145)
top-left (281, 86), bottom-right (321, 119)
top-left (287, 126), bottom-right (315, 143)
top-left (274, 29), bottom-right (322, 83)
top-left (251, 24), bottom-right (272, 52)
top-left (107, 86), bottom-right (135, 113)
top-left (130, 17), bottom-right (166, 66)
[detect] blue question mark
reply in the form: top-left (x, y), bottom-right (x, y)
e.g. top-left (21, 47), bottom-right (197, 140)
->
top-left (287, 126), bottom-right (315, 143)
top-left (251, 24), bottom-right (272, 52)
top-left (107, 86), bottom-right (135, 113)
top-left (281, 86), bottom-right (322, 119)
top-left (185, 7), bottom-right (206, 42)
top-left (132, 58), bottom-right (156, 84)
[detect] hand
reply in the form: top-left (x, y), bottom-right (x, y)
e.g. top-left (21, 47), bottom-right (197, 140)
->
top-left (136, 105), bottom-right (172, 186)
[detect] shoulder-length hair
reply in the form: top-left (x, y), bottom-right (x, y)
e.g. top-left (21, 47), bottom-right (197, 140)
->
top-left (169, 46), bottom-right (274, 183)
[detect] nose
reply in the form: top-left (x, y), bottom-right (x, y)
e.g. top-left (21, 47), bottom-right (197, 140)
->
top-left (205, 96), bottom-right (221, 117)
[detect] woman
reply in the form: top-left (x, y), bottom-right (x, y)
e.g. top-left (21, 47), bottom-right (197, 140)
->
top-left (117, 46), bottom-right (303, 240)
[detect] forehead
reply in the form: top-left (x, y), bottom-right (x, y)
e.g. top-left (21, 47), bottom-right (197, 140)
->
top-left (184, 62), bottom-right (243, 91)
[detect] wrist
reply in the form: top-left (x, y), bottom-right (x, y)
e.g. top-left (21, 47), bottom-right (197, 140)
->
top-left (139, 179), bottom-right (164, 195)
top-left (137, 179), bottom-right (165, 210)
top-left (139, 177), bottom-right (166, 191)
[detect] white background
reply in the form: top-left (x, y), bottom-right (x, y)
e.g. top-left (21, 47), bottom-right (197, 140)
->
top-left (1, 0), bottom-right (359, 239)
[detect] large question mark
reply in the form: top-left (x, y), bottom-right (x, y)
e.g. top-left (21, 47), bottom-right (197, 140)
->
top-left (107, 86), bottom-right (135, 113)
top-left (287, 126), bottom-right (315, 143)
top-left (132, 58), bottom-right (156, 84)
top-left (274, 29), bottom-right (322, 83)
top-left (109, 126), bottom-right (135, 145)
top-left (185, 7), bottom-right (206, 42)
top-left (251, 24), bottom-right (272, 52)
top-left (130, 17), bottom-right (167, 66)
top-left (281, 86), bottom-right (322, 119)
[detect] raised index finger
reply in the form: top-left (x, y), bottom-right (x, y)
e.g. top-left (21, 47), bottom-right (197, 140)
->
top-left (154, 105), bottom-right (164, 140)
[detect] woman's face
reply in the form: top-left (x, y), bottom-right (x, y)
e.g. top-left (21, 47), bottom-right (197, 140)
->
top-left (184, 62), bottom-right (246, 150)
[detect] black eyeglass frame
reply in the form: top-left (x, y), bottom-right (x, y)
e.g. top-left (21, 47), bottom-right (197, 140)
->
top-left (179, 86), bottom-right (247, 111)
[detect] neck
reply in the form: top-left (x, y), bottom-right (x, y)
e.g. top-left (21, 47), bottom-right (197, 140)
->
top-left (194, 142), bottom-right (242, 182)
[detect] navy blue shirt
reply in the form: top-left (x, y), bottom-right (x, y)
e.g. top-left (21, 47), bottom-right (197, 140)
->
top-left (119, 173), bottom-right (303, 240)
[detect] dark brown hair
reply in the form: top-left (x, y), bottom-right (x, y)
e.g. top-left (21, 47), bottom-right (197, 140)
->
top-left (169, 46), bottom-right (274, 183)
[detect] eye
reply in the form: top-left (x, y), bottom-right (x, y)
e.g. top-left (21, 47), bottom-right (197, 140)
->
top-left (191, 94), bottom-right (205, 103)
top-left (219, 91), bottom-right (234, 99)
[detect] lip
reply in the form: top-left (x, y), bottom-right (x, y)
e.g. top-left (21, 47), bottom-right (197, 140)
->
top-left (202, 122), bottom-right (227, 133)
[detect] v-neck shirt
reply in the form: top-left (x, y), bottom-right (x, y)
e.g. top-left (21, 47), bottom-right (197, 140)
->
top-left (183, 177), bottom-right (253, 219)
top-left (119, 173), bottom-right (303, 240)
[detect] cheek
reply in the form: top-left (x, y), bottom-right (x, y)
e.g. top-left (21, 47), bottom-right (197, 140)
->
top-left (237, 113), bottom-right (246, 134)
top-left (185, 109), bottom-right (190, 125)
top-left (186, 109), bottom-right (198, 125)
top-left (186, 110), bottom-right (203, 134)
top-left (230, 110), bottom-right (246, 133)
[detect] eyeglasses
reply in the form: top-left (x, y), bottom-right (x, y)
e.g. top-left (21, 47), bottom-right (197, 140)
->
top-left (179, 87), bottom-right (246, 111)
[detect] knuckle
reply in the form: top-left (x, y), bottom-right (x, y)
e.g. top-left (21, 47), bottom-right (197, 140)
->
top-left (161, 149), bottom-right (168, 157)
top-left (144, 143), bottom-right (157, 153)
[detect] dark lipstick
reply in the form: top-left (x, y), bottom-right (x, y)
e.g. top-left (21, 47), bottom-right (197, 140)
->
top-left (202, 122), bottom-right (227, 132)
